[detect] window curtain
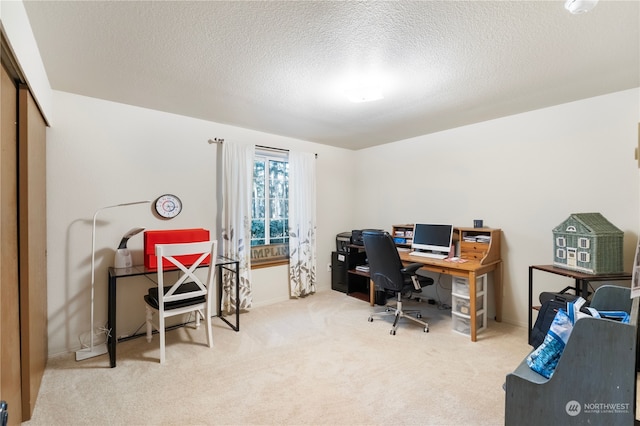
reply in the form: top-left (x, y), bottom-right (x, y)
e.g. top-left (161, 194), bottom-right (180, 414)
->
top-left (220, 141), bottom-right (254, 311)
top-left (288, 150), bottom-right (317, 297)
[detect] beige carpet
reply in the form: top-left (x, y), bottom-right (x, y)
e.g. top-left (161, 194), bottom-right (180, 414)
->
top-left (26, 290), bottom-right (532, 425)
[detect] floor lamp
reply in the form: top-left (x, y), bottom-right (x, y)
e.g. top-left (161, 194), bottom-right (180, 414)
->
top-left (76, 200), bottom-right (151, 361)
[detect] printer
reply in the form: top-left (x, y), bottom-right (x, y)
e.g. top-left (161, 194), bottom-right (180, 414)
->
top-left (350, 229), bottom-right (383, 246)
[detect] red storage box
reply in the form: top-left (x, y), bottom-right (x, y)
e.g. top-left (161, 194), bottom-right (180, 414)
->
top-left (144, 228), bottom-right (211, 269)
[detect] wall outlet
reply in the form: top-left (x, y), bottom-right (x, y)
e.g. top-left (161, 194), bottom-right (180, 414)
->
top-left (327, 262), bottom-right (331, 272)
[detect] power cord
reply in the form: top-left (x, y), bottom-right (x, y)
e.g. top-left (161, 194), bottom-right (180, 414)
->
top-left (77, 325), bottom-right (109, 349)
top-left (434, 274), bottom-right (452, 310)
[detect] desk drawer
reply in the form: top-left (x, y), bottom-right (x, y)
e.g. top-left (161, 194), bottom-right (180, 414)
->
top-left (460, 241), bottom-right (489, 261)
top-left (452, 312), bottom-right (485, 336)
top-left (452, 294), bottom-right (484, 315)
top-left (452, 276), bottom-right (485, 296)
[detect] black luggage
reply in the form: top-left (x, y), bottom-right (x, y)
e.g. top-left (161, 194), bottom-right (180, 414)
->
top-left (529, 292), bottom-right (579, 348)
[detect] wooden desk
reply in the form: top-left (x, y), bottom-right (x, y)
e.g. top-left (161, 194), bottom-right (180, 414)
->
top-left (368, 252), bottom-right (503, 342)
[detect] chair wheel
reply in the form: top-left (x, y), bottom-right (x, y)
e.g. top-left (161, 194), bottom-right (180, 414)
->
top-left (368, 316), bottom-right (373, 322)
top-left (390, 329), bottom-right (396, 335)
top-left (417, 313), bottom-right (422, 318)
top-left (424, 327), bottom-right (429, 333)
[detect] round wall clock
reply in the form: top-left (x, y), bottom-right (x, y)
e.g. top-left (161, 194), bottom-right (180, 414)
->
top-left (154, 194), bottom-right (182, 219)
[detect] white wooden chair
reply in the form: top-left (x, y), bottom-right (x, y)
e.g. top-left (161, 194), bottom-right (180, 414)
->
top-left (144, 240), bottom-right (217, 364)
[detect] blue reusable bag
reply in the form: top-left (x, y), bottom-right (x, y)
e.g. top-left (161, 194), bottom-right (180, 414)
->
top-left (526, 307), bottom-right (574, 378)
top-left (526, 297), bottom-right (630, 379)
top-left (592, 310), bottom-right (630, 323)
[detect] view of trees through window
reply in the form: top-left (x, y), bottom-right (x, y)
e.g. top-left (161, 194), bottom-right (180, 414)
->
top-left (251, 153), bottom-right (289, 246)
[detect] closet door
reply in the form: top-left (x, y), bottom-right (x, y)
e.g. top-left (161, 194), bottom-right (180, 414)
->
top-left (0, 63), bottom-right (22, 425)
top-left (18, 85), bottom-right (48, 421)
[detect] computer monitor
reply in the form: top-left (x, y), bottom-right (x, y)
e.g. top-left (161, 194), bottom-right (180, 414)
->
top-left (411, 223), bottom-right (453, 255)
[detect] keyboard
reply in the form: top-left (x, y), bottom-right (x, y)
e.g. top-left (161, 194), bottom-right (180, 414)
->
top-left (409, 251), bottom-right (447, 260)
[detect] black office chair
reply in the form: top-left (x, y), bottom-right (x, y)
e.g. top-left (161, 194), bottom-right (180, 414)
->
top-left (1, 400), bottom-right (7, 426)
top-left (363, 230), bottom-right (434, 335)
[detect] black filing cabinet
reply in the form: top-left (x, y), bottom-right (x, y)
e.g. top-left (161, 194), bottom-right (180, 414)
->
top-left (331, 250), bottom-right (367, 293)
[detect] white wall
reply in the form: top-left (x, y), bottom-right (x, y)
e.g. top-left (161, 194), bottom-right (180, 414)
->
top-left (46, 91), bottom-right (357, 355)
top-left (0, 0), bottom-right (52, 121)
top-left (355, 88), bottom-right (640, 327)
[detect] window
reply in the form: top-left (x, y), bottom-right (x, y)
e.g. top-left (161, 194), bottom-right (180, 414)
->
top-left (251, 150), bottom-right (289, 247)
top-left (556, 237), bottom-right (566, 248)
top-left (578, 237), bottom-right (590, 249)
top-left (578, 252), bottom-right (590, 263)
top-left (556, 248), bottom-right (566, 259)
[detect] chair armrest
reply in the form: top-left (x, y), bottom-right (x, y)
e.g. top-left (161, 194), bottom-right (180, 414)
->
top-left (401, 263), bottom-right (423, 275)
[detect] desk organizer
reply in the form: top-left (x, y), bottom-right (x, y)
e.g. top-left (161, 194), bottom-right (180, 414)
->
top-left (144, 228), bottom-right (210, 269)
top-left (451, 274), bottom-right (487, 337)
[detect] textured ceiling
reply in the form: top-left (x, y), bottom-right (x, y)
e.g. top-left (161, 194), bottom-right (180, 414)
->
top-left (22, 1), bottom-right (640, 150)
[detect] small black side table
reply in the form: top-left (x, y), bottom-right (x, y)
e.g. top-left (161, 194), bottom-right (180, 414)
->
top-left (528, 264), bottom-right (632, 342)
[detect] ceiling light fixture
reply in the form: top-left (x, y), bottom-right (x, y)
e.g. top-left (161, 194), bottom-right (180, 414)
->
top-left (345, 85), bottom-right (384, 103)
top-left (564, 0), bottom-right (598, 14)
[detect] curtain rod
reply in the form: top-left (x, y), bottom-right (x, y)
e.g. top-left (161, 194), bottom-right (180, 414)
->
top-left (256, 144), bottom-right (288, 153)
top-left (208, 139), bottom-right (317, 158)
